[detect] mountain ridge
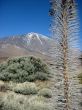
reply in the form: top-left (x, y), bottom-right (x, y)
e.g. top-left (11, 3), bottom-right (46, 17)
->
top-left (0, 32), bottom-right (56, 60)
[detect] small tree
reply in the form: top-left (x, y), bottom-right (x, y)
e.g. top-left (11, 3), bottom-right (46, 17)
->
top-left (49, 0), bottom-right (79, 110)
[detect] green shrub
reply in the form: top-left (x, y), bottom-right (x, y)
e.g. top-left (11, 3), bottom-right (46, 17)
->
top-left (38, 88), bottom-right (52, 98)
top-left (0, 63), bottom-right (8, 72)
top-left (0, 56), bottom-right (51, 82)
top-left (13, 82), bottom-right (38, 95)
top-left (35, 72), bottom-right (49, 80)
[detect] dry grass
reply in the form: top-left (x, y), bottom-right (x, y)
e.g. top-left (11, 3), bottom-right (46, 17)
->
top-left (0, 56), bottom-right (53, 109)
top-left (38, 88), bottom-right (52, 98)
top-left (0, 80), bottom-right (53, 110)
top-left (35, 80), bottom-right (51, 90)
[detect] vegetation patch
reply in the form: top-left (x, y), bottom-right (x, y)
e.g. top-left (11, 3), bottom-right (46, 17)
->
top-left (29, 100), bottom-right (51, 110)
top-left (13, 82), bottom-right (38, 95)
top-left (0, 92), bottom-right (52, 110)
top-left (0, 81), bottom-right (9, 92)
top-left (78, 72), bottom-right (82, 84)
top-left (38, 88), bottom-right (52, 98)
top-left (0, 56), bottom-right (51, 82)
top-left (0, 56), bottom-right (52, 110)
top-left (28, 96), bottom-right (52, 110)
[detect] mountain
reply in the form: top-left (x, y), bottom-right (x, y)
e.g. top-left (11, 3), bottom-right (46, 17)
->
top-left (0, 32), bottom-right (56, 63)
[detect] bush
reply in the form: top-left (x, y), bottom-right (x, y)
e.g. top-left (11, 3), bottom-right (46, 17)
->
top-left (0, 56), bottom-right (51, 82)
top-left (35, 72), bottom-right (49, 80)
top-left (13, 82), bottom-right (38, 95)
top-left (38, 88), bottom-right (52, 98)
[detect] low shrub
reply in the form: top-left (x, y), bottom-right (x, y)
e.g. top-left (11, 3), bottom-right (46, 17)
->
top-left (35, 72), bottom-right (49, 80)
top-left (29, 101), bottom-right (51, 110)
top-left (13, 82), bottom-right (38, 95)
top-left (0, 56), bottom-right (51, 82)
top-left (38, 88), bottom-right (52, 98)
top-left (28, 96), bottom-right (52, 110)
top-left (0, 93), bottom-right (22, 110)
top-left (0, 92), bottom-right (52, 110)
top-left (7, 81), bottom-right (17, 91)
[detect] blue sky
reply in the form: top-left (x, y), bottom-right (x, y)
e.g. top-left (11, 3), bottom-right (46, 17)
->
top-left (0, 0), bottom-right (82, 50)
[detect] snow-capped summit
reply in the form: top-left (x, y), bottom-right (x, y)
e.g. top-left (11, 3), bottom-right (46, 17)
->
top-left (27, 32), bottom-right (49, 39)
top-left (0, 32), bottom-right (80, 62)
top-left (0, 32), bottom-right (56, 58)
top-left (27, 32), bottom-right (39, 38)
top-left (26, 32), bottom-right (43, 45)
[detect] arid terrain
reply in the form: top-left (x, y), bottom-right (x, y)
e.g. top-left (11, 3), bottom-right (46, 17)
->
top-left (0, 33), bottom-right (82, 110)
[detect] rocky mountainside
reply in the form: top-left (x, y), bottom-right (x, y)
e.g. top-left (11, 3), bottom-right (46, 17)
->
top-left (0, 32), bottom-right (56, 58)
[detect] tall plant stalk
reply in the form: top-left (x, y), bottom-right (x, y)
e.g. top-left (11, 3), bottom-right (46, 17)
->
top-left (49, 0), bottom-right (79, 109)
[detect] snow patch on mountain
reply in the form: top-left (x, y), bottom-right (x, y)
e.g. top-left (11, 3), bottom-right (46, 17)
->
top-left (0, 32), bottom-right (56, 58)
top-left (27, 32), bottom-right (43, 45)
